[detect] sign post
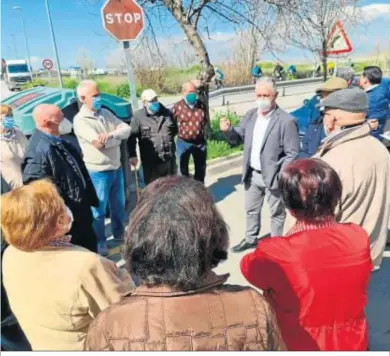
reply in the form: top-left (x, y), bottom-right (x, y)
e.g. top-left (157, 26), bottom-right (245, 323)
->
top-left (322, 20), bottom-right (353, 77)
top-left (42, 58), bottom-right (54, 84)
top-left (101, 0), bottom-right (145, 111)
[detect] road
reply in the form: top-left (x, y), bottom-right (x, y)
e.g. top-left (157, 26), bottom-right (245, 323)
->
top-left (105, 165), bottom-right (390, 351)
top-left (0, 80), bottom-right (12, 100)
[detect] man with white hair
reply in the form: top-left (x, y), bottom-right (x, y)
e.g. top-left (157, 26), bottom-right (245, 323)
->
top-left (73, 80), bottom-right (131, 256)
top-left (220, 76), bottom-right (300, 253)
top-left (127, 89), bottom-right (177, 185)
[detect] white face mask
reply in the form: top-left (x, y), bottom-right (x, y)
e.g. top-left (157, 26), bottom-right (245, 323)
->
top-left (64, 206), bottom-right (74, 233)
top-left (257, 99), bottom-right (273, 113)
top-left (59, 118), bottom-right (73, 135)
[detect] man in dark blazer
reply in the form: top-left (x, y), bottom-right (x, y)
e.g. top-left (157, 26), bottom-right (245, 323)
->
top-left (22, 104), bottom-right (99, 252)
top-left (220, 76), bottom-right (300, 253)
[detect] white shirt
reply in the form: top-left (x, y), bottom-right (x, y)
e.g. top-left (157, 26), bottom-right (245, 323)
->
top-left (365, 84), bottom-right (379, 93)
top-left (250, 109), bottom-right (274, 171)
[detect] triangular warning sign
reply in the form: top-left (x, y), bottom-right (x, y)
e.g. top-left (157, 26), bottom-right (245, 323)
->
top-left (325, 20), bottom-right (353, 55)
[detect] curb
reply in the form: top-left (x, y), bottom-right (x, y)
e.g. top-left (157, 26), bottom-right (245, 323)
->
top-left (190, 151), bottom-right (244, 177)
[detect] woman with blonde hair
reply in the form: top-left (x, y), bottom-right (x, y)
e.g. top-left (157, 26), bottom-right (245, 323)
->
top-left (1, 179), bottom-right (134, 351)
top-left (0, 104), bottom-right (28, 190)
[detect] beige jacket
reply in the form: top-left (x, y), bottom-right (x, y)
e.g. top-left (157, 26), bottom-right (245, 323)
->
top-left (284, 124), bottom-right (390, 270)
top-left (3, 244), bottom-right (134, 351)
top-left (73, 106), bottom-right (131, 171)
top-left (0, 128), bottom-right (28, 189)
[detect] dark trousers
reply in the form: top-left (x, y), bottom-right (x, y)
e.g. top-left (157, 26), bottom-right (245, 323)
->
top-left (142, 158), bottom-right (177, 185)
top-left (176, 138), bottom-right (207, 183)
top-left (1, 321), bottom-right (31, 351)
top-left (70, 209), bottom-right (97, 253)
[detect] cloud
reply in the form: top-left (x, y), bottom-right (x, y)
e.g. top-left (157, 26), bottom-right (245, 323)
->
top-left (360, 3), bottom-right (390, 20)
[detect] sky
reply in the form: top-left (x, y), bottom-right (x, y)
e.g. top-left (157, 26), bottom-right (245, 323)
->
top-left (1, 0), bottom-right (390, 70)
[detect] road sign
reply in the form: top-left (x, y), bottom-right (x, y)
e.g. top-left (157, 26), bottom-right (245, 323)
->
top-left (42, 59), bottom-right (54, 70)
top-left (101, 0), bottom-right (145, 41)
top-left (325, 20), bottom-right (353, 56)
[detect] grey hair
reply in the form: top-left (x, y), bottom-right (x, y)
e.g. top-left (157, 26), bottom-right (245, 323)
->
top-left (256, 76), bottom-right (278, 93)
top-left (76, 80), bottom-right (98, 99)
top-left (336, 68), bottom-right (355, 84)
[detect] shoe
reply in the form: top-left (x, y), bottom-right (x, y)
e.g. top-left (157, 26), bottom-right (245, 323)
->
top-left (230, 239), bottom-right (258, 253)
top-left (98, 243), bottom-right (109, 257)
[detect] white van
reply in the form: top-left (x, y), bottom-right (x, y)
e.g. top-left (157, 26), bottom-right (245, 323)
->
top-left (4, 59), bottom-right (32, 91)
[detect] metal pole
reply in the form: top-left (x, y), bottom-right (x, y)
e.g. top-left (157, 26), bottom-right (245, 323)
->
top-left (45, 0), bottom-right (63, 88)
top-left (123, 41), bottom-right (138, 110)
top-left (16, 9), bottom-right (33, 82)
top-left (10, 34), bottom-right (18, 58)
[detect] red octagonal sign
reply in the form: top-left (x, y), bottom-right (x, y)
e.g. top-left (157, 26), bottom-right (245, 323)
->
top-left (101, 0), bottom-right (145, 42)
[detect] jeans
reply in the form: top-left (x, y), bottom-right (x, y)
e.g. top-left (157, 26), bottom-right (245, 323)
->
top-left (89, 168), bottom-right (125, 244)
top-left (176, 138), bottom-right (207, 183)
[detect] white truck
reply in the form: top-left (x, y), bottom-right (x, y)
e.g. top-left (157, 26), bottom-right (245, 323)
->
top-left (2, 59), bottom-right (32, 91)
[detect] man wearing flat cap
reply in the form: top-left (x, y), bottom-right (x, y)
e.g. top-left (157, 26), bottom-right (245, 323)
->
top-left (286, 87), bottom-right (390, 272)
top-left (299, 77), bottom-right (348, 158)
top-left (127, 89), bottom-right (177, 185)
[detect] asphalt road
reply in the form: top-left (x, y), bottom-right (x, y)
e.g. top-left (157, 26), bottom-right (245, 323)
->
top-left (0, 80), bottom-right (13, 100)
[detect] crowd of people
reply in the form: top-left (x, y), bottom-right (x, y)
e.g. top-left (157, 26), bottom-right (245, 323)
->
top-left (0, 64), bottom-right (389, 351)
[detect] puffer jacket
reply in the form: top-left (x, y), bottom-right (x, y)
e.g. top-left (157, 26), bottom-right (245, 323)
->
top-left (85, 272), bottom-right (286, 351)
top-left (241, 222), bottom-right (372, 351)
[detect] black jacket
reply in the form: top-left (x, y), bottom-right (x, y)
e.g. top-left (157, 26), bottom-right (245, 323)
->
top-left (22, 130), bottom-right (99, 221)
top-left (127, 105), bottom-right (177, 164)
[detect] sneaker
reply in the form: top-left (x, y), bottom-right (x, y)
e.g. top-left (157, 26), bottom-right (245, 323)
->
top-left (98, 243), bottom-right (109, 257)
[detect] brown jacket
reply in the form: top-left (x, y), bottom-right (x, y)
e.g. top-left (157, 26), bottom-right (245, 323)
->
top-left (85, 273), bottom-right (286, 351)
top-left (284, 124), bottom-right (390, 270)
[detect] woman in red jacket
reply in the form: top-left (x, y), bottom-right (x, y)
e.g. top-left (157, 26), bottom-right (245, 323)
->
top-left (241, 158), bottom-right (372, 351)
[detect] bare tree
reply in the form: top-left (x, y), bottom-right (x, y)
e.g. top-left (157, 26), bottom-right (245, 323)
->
top-left (76, 48), bottom-right (95, 78)
top-left (265, 0), bottom-right (361, 81)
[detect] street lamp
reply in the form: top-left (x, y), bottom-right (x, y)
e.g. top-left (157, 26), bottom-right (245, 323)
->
top-left (12, 6), bottom-right (33, 81)
top-left (10, 34), bottom-right (18, 58)
top-left (44, 0), bottom-right (63, 88)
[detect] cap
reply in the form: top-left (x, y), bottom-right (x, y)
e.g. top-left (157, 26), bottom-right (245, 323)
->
top-left (317, 87), bottom-right (369, 113)
top-left (315, 77), bottom-right (348, 94)
top-left (141, 89), bottom-right (158, 102)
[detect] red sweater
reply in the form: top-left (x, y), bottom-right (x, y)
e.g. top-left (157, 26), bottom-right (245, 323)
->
top-left (241, 223), bottom-right (372, 351)
top-left (172, 99), bottom-right (207, 143)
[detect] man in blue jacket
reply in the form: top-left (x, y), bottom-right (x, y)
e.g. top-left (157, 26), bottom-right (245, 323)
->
top-left (298, 77), bottom-right (348, 158)
top-left (358, 66), bottom-right (390, 140)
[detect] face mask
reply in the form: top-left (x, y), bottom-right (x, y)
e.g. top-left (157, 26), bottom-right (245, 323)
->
top-left (59, 118), bottom-right (73, 135)
top-left (92, 96), bottom-right (102, 111)
top-left (148, 102), bottom-right (160, 114)
top-left (2, 116), bottom-right (15, 130)
top-left (185, 93), bottom-right (198, 106)
top-left (64, 206), bottom-right (74, 233)
top-left (257, 99), bottom-right (272, 113)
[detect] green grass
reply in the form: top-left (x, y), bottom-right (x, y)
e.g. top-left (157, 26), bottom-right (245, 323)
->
top-left (207, 111), bottom-right (243, 160)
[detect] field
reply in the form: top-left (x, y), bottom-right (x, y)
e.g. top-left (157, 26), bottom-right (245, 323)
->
top-left (24, 59), bottom-right (386, 99)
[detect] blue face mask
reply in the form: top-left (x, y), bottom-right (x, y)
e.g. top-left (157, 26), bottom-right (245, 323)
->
top-left (148, 102), bottom-right (160, 114)
top-left (2, 116), bottom-right (15, 130)
top-left (92, 96), bottom-right (102, 111)
top-left (185, 93), bottom-right (198, 106)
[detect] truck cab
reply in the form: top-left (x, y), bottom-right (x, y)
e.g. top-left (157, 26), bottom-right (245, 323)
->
top-left (3, 59), bottom-right (32, 91)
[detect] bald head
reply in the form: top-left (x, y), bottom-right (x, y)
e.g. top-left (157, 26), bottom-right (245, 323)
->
top-left (33, 104), bottom-right (64, 136)
top-left (182, 82), bottom-right (197, 96)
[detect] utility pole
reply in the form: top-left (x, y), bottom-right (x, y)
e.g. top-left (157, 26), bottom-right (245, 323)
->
top-left (45, 0), bottom-right (63, 88)
top-left (10, 34), bottom-right (18, 58)
top-left (12, 6), bottom-right (33, 81)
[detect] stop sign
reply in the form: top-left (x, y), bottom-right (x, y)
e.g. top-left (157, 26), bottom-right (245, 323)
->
top-left (101, 0), bottom-right (145, 41)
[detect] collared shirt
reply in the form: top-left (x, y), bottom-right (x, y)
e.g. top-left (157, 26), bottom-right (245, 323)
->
top-left (250, 109), bottom-right (274, 171)
top-left (365, 84), bottom-right (379, 93)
